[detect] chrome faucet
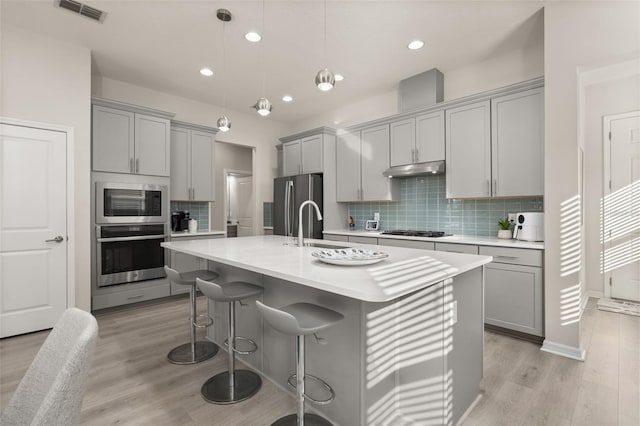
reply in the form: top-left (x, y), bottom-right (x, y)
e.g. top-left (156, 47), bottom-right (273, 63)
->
top-left (298, 200), bottom-right (323, 247)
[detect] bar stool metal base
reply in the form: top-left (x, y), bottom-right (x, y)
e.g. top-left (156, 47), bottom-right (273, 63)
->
top-left (167, 341), bottom-right (218, 365)
top-left (201, 370), bottom-right (262, 404)
top-left (272, 413), bottom-right (332, 426)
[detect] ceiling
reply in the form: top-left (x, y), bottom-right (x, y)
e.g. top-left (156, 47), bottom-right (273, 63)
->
top-left (1, 1), bottom-right (544, 124)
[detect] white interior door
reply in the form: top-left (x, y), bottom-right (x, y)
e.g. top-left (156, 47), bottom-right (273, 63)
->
top-left (604, 112), bottom-right (640, 302)
top-left (0, 124), bottom-right (68, 337)
top-left (236, 176), bottom-right (253, 237)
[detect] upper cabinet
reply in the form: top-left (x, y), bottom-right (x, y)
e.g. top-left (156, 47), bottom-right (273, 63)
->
top-left (336, 124), bottom-right (399, 202)
top-left (446, 101), bottom-right (492, 198)
top-left (390, 110), bottom-right (445, 167)
top-left (445, 86), bottom-right (544, 198)
top-left (92, 98), bottom-right (174, 176)
top-left (282, 133), bottom-right (323, 176)
top-left (170, 121), bottom-right (217, 202)
top-left (491, 87), bottom-right (544, 197)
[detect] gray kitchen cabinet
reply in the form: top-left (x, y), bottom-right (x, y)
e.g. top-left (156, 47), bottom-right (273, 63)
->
top-left (348, 235), bottom-right (378, 245)
top-left (390, 111), bottom-right (444, 167)
top-left (282, 134), bottom-right (323, 176)
top-left (323, 234), bottom-right (349, 242)
top-left (445, 101), bottom-right (492, 198)
top-left (92, 98), bottom-right (173, 176)
top-left (390, 118), bottom-right (416, 166)
top-left (337, 124), bottom-right (399, 202)
top-left (92, 105), bottom-right (134, 174)
top-left (446, 86), bottom-right (544, 199)
top-left (491, 87), bottom-right (544, 197)
top-left (480, 245), bottom-right (543, 336)
top-left (169, 234), bottom-right (224, 295)
top-left (170, 121), bottom-right (217, 201)
top-left (434, 242), bottom-right (479, 254)
top-left (379, 238), bottom-right (435, 251)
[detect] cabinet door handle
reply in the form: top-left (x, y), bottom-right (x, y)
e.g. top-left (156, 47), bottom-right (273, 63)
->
top-left (192, 187), bottom-right (195, 200)
top-left (415, 148), bottom-right (419, 163)
top-left (486, 180), bottom-right (491, 196)
top-left (411, 149), bottom-right (415, 163)
top-left (130, 158), bottom-right (134, 173)
top-left (493, 180), bottom-right (497, 195)
top-left (135, 158), bottom-right (140, 173)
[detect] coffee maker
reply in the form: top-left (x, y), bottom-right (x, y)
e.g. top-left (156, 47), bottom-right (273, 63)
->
top-left (171, 210), bottom-right (190, 232)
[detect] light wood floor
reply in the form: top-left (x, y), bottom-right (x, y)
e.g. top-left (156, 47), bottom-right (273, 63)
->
top-left (1, 297), bottom-right (638, 425)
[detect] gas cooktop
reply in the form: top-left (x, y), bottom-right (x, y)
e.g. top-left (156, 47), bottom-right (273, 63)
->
top-left (381, 230), bottom-right (449, 238)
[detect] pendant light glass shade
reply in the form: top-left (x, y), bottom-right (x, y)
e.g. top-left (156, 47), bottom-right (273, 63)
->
top-left (315, 68), bottom-right (335, 91)
top-left (253, 97), bottom-right (273, 116)
top-left (217, 115), bottom-right (231, 132)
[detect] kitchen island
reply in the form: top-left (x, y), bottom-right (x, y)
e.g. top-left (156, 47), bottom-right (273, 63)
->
top-left (162, 235), bottom-right (492, 426)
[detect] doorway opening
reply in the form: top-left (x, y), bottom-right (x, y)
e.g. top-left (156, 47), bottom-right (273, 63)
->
top-left (225, 170), bottom-right (253, 237)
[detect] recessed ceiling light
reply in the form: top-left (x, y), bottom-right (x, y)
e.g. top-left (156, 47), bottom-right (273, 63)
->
top-left (334, 74), bottom-right (344, 82)
top-left (407, 40), bottom-right (425, 50)
top-left (245, 32), bottom-right (262, 42)
top-left (200, 68), bottom-right (214, 76)
top-left (282, 95), bottom-right (293, 102)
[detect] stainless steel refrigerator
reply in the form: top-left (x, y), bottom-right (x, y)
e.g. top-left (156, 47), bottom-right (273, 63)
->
top-left (273, 174), bottom-right (323, 239)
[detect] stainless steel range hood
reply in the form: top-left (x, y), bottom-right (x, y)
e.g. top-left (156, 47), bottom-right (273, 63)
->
top-left (383, 160), bottom-right (445, 178)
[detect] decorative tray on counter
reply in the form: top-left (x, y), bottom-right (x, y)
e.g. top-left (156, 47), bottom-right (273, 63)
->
top-left (311, 248), bottom-right (389, 266)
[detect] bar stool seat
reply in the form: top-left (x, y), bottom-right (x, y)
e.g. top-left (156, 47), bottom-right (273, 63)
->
top-left (197, 277), bottom-right (263, 404)
top-left (164, 266), bottom-right (219, 365)
top-left (256, 300), bottom-right (343, 426)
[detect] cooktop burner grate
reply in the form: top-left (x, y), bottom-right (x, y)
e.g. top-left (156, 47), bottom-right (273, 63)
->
top-left (381, 230), bottom-right (448, 238)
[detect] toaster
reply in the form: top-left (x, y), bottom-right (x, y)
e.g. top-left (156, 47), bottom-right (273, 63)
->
top-left (513, 212), bottom-right (544, 242)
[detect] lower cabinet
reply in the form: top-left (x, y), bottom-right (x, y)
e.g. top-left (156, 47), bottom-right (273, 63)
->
top-left (347, 235), bottom-right (378, 245)
top-left (480, 246), bottom-right (544, 337)
top-left (169, 234), bottom-right (224, 295)
top-left (378, 238), bottom-right (435, 250)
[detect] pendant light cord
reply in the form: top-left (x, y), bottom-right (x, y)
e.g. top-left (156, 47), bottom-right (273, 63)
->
top-left (261, 0), bottom-right (267, 97)
top-left (222, 19), bottom-right (227, 114)
top-left (323, 0), bottom-right (327, 63)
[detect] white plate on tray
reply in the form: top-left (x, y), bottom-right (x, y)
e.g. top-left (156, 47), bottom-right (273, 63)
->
top-left (311, 248), bottom-right (388, 266)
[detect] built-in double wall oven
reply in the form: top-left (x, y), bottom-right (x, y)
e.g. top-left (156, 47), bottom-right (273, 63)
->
top-left (95, 182), bottom-right (168, 287)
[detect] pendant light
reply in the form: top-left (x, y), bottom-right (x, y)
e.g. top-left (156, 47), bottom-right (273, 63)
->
top-left (216, 9), bottom-right (232, 132)
top-left (315, 0), bottom-right (335, 91)
top-left (252, 0), bottom-right (272, 116)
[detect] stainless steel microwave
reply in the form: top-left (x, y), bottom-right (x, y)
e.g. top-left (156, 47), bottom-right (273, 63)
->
top-left (96, 182), bottom-right (167, 224)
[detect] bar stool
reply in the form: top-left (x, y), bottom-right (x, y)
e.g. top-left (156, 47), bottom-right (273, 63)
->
top-left (164, 266), bottom-right (219, 365)
top-left (196, 277), bottom-right (263, 404)
top-left (256, 300), bottom-right (344, 426)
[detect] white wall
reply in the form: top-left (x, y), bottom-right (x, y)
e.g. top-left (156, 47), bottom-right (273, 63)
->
top-left (1, 25), bottom-right (92, 311)
top-left (543, 3), bottom-right (640, 357)
top-left (214, 142), bottom-right (252, 231)
top-left (92, 77), bottom-right (291, 236)
top-left (290, 43), bottom-right (544, 134)
top-left (584, 74), bottom-right (640, 295)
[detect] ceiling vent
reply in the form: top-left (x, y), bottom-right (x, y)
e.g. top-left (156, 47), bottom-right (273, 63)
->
top-left (55, 0), bottom-right (106, 23)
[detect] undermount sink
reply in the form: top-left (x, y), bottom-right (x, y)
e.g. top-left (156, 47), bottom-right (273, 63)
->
top-left (304, 243), bottom-right (351, 249)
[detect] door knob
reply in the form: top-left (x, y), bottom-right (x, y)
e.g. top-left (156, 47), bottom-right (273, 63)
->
top-left (45, 236), bottom-right (64, 243)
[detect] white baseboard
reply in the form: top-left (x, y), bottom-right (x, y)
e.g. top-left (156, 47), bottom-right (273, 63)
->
top-left (585, 290), bottom-right (603, 300)
top-left (540, 340), bottom-right (586, 361)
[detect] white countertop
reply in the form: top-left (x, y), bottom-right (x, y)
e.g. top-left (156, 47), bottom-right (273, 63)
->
top-left (161, 235), bottom-right (492, 303)
top-left (170, 229), bottom-right (226, 238)
top-left (323, 229), bottom-right (545, 250)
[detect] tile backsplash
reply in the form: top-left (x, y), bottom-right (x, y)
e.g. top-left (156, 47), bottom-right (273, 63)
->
top-left (170, 201), bottom-right (209, 231)
top-left (348, 175), bottom-right (543, 237)
top-left (263, 202), bottom-right (273, 227)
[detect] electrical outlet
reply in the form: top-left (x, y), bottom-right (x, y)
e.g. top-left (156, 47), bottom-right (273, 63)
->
top-left (373, 212), bottom-right (380, 221)
top-left (508, 213), bottom-right (516, 223)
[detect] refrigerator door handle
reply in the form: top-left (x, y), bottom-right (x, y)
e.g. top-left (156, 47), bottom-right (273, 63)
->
top-left (284, 181), bottom-right (288, 236)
